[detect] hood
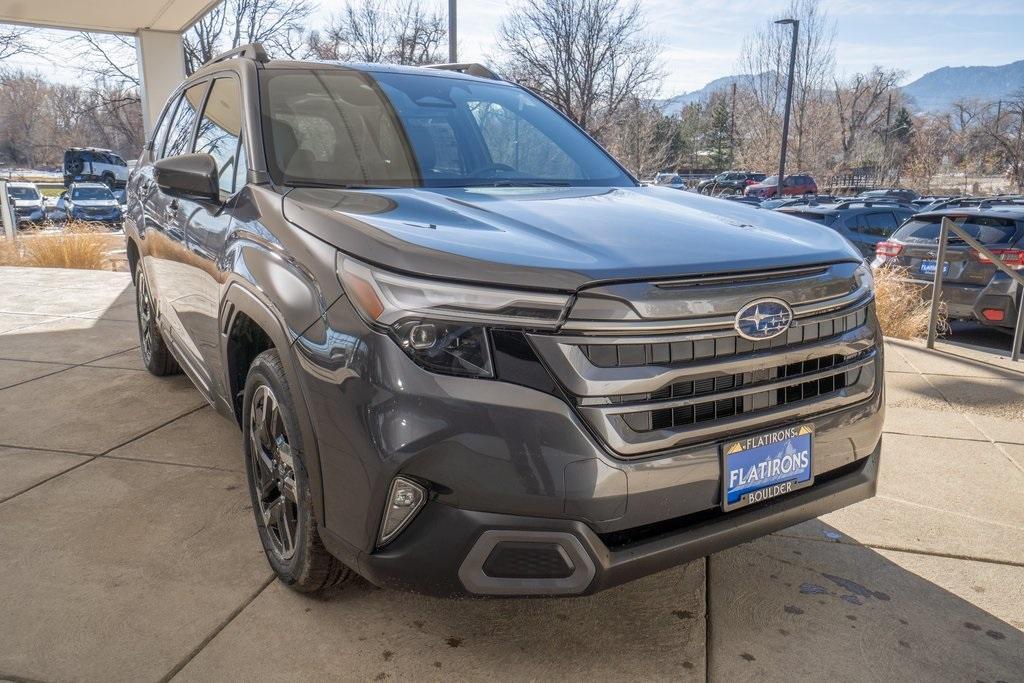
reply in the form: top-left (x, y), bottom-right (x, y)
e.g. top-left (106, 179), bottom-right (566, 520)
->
top-left (283, 185), bottom-right (861, 291)
top-left (13, 198), bottom-right (42, 207)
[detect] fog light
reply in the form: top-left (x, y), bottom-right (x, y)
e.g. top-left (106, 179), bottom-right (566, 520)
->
top-left (981, 308), bottom-right (1005, 322)
top-left (378, 477), bottom-right (426, 546)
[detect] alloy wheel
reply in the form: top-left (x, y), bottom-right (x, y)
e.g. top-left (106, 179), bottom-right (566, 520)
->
top-left (248, 384), bottom-right (299, 560)
top-left (136, 270), bottom-right (154, 363)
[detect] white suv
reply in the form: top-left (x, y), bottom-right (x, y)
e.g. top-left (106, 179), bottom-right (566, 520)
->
top-left (63, 148), bottom-right (130, 189)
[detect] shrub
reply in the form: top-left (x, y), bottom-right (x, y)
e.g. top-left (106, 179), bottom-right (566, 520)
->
top-left (873, 265), bottom-right (945, 340)
top-left (2, 223), bottom-right (112, 270)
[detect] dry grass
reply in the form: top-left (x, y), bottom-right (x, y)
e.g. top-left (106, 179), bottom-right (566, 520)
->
top-left (873, 265), bottom-right (946, 340)
top-left (1, 223), bottom-right (114, 270)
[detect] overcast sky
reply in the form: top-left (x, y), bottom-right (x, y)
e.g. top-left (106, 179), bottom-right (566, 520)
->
top-left (7, 0), bottom-right (1024, 96)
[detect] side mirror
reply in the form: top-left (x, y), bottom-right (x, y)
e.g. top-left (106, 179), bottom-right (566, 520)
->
top-left (154, 153), bottom-right (219, 201)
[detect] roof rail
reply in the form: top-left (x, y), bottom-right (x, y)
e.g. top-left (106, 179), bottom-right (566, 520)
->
top-left (205, 43), bottom-right (269, 67)
top-left (833, 198), bottom-right (913, 210)
top-left (426, 63), bottom-right (500, 80)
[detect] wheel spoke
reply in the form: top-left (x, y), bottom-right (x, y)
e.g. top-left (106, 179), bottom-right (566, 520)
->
top-left (247, 381), bottom-right (299, 561)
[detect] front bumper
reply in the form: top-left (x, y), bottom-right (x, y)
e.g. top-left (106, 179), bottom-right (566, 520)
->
top-left (353, 440), bottom-right (880, 597)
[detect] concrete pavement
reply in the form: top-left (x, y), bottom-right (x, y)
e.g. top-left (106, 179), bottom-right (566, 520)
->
top-left (0, 266), bottom-right (1021, 682)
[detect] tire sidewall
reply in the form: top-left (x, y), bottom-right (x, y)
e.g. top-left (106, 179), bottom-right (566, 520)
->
top-left (242, 350), bottom-right (317, 585)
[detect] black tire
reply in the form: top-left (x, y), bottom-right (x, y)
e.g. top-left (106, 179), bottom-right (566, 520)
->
top-left (102, 173), bottom-right (116, 189)
top-left (135, 266), bottom-right (180, 376)
top-left (243, 349), bottom-right (352, 593)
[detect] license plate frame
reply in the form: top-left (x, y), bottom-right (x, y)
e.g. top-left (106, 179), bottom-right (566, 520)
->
top-left (919, 260), bottom-right (949, 276)
top-left (721, 425), bottom-right (814, 512)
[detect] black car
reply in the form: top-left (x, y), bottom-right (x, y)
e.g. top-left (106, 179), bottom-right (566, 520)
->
top-left (859, 188), bottom-right (919, 203)
top-left (777, 200), bottom-right (917, 258)
top-left (696, 171), bottom-right (766, 195)
top-left (873, 205), bottom-right (1024, 330)
top-left (125, 44), bottom-right (884, 598)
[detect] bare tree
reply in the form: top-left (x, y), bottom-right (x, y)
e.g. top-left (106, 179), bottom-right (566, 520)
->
top-left (738, 0), bottom-right (835, 173)
top-left (603, 97), bottom-right (677, 178)
top-left (905, 114), bottom-right (949, 193)
top-left (833, 67), bottom-right (902, 166)
top-left (0, 26), bottom-right (37, 62)
top-left (977, 91), bottom-right (1024, 192)
top-left (184, 0), bottom-right (315, 73)
top-left (308, 0), bottom-right (446, 65)
top-left (495, 0), bottom-right (662, 138)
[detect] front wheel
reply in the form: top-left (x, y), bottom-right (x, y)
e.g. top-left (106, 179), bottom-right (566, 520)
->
top-left (135, 267), bottom-right (180, 376)
top-left (243, 349), bottom-right (352, 593)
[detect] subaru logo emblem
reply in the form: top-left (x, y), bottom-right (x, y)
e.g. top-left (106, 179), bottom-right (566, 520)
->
top-left (734, 299), bottom-right (793, 341)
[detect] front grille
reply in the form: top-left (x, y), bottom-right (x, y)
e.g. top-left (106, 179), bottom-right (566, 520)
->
top-left (527, 265), bottom-right (879, 457)
top-left (619, 353), bottom-right (856, 433)
top-left (582, 306), bottom-right (867, 368)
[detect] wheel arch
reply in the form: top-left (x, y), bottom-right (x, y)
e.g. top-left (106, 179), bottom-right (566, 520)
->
top-left (221, 282), bottom-right (326, 525)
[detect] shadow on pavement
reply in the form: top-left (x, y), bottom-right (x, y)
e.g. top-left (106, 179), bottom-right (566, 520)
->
top-left (710, 520), bottom-right (1024, 682)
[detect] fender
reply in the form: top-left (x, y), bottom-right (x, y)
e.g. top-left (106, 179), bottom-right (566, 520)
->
top-left (219, 281), bottom-right (327, 526)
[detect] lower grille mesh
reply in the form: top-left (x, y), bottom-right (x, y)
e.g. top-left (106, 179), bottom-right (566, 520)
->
top-left (621, 354), bottom-right (855, 433)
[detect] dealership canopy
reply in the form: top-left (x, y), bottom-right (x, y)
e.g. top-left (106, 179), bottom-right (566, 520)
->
top-left (0, 0), bottom-right (221, 134)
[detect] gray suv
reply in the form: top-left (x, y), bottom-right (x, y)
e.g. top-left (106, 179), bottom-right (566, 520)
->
top-left (125, 45), bottom-right (884, 597)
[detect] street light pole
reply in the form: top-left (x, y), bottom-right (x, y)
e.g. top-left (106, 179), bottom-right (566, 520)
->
top-left (448, 0), bottom-right (458, 63)
top-left (775, 18), bottom-right (799, 199)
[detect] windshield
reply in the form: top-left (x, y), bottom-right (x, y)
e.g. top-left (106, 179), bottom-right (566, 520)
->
top-left (760, 176), bottom-right (779, 185)
top-left (260, 68), bottom-right (634, 189)
top-left (893, 216), bottom-right (1019, 245)
top-left (8, 187), bottom-right (39, 200)
top-left (71, 187), bottom-right (113, 201)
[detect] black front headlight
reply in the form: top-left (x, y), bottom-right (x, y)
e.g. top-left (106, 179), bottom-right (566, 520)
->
top-left (392, 320), bottom-right (493, 377)
top-left (338, 256), bottom-right (570, 379)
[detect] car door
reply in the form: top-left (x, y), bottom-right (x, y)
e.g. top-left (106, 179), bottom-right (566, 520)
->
top-left (850, 211), bottom-right (900, 258)
top-left (144, 80), bottom-right (211, 382)
top-left (178, 74), bottom-right (248, 397)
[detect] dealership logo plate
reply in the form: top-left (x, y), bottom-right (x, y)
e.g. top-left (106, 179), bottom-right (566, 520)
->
top-left (721, 425), bottom-right (814, 511)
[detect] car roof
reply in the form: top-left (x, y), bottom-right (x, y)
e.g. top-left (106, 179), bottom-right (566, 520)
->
top-left (66, 147), bottom-right (115, 153)
top-left (69, 182), bottom-right (110, 189)
top-left (7, 181), bottom-right (37, 188)
top-left (915, 206), bottom-right (1024, 221)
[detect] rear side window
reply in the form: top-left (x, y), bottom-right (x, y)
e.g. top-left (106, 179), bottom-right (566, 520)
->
top-left (194, 77), bottom-right (244, 195)
top-left (786, 211), bottom-right (837, 225)
top-left (163, 82), bottom-right (207, 159)
top-left (853, 211), bottom-right (899, 237)
top-left (894, 216), bottom-right (1019, 245)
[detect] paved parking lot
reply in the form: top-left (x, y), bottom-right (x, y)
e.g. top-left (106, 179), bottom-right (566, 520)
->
top-left (0, 266), bottom-right (1022, 682)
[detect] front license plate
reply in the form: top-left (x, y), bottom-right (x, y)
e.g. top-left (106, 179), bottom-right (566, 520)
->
top-left (919, 260), bottom-right (949, 276)
top-left (721, 425), bottom-right (814, 511)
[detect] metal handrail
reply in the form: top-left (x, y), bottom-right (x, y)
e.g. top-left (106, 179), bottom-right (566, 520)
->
top-left (926, 216), bottom-right (1024, 361)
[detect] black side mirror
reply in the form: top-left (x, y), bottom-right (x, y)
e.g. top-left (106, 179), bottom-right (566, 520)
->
top-left (154, 153), bottom-right (219, 201)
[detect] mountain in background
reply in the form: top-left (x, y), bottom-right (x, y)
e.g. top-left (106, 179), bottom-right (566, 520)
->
top-left (657, 60), bottom-right (1024, 116)
top-left (655, 74), bottom-right (751, 114)
top-left (901, 59), bottom-right (1024, 112)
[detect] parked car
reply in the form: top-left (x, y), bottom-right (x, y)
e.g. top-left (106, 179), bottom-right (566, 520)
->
top-left (858, 188), bottom-right (919, 203)
top-left (6, 181), bottom-right (46, 226)
top-left (873, 205), bottom-right (1024, 330)
top-left (126, 44), bottom-right (884, 598)
top-left (652, 173), bottom-right (687, 189)
top-left (62, 182), bottom-right (123, 226)
top-left (777, 200), bottom-right (917, 259)
top-left (745, 174), bottom-right (817, 199)
top-left (697, 171), bottom-right (766, 195)
top-left (759, 195), bottom-right (837, 210)
top-left (63, 147), bottom-right (130, 188)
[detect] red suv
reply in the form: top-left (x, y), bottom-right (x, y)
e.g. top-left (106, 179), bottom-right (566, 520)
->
top-left (745, 174), bottom-right (817, 199)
